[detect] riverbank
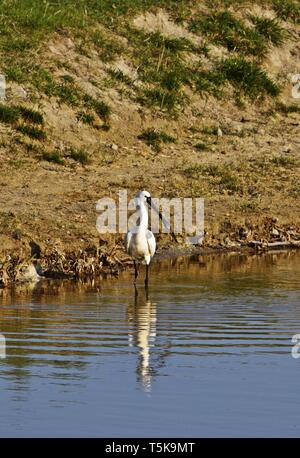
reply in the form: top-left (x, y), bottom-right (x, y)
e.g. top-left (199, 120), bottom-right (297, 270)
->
top-left (1, 224), bottom-right (300, 288)
top-left (1, 1), bottom-right (299, 287)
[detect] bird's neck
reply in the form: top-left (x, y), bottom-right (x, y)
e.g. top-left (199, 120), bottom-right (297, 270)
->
top-left (138, 202), bottom-right (148, 232)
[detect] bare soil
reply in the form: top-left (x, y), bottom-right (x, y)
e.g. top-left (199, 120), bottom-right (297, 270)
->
top-left (0, 5), bottom-right (300, 286)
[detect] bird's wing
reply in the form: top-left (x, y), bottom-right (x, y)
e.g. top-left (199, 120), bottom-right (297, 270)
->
top-left (146, 230), bottom-right (156, 258)
top-left (124, 231), bottom-right (132, 254)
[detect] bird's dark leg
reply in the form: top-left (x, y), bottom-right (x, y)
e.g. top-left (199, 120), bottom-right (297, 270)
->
top-left (134, 261), bottom-right (139, 283)
top-left (145, 264), bottom-right (149, 288)
top-left (145, 282), bottom-right (149, 300)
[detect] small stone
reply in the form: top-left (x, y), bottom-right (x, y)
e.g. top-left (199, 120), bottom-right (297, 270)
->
top-left (16, 263), bottom-right (40, 283)
top-left (15, 87), bottom-right (27, 99)
top-left (0, 74), bottom-right (6, 100)
top-left (111, 143), bottom-right (118, 151)
top-left (217, 127), bottom-right (223, 137)
top-left (272, 228), bottom-right (279, 236)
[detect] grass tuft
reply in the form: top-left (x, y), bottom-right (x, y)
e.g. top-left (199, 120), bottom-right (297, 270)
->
top-left (195, 70), bottom-right (224, 97)
top-left (195, 142), bottom-right (209, 151)
top-left (0, 104), bottom-right (19, 124)
top-left (272, 0), bottom-right (300, 23)
top-left (275, 102), bottom-right (300, 114)
top-left (17, 106), bottom-right (44, 124)
top-left (202, 126), bottom-right (219, 135)
top-left (16, 124), bottom-right (46, 140)
top-left (218, 57), bottom-right (280, 98)
top-left (189, 11), bottom-right (267, 57)
top-left (76, 111), bottom-right (95, 125)
top-left (83, 95), bottom-right (111, 122)
top-left (184, 163), bottom-right (240, 193)
top-left (250, 16), bottom-right (286, 46)
top-left (138, 88), bottom-right (186, 111)
top-left (108, 69), bottom-right (134, 85)
top-left (41, 150), bottom-right (64, 165)
top-left (271, 154), bottom-right (298, 167)
top-left (67, 148), bottom-right (89, 165)
top-left (138, 128), bottom-right (176, 151)
top-left (90, 30), bottom-right (125, 62)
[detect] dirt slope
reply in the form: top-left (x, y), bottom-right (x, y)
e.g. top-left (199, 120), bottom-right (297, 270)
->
top-left (0, 0), bottom-right (300, 284)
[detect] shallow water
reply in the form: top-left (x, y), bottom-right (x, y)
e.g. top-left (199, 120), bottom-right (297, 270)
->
top-left (0, 251), bottom-right (300, 437)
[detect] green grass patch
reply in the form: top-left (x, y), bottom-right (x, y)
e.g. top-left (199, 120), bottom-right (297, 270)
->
top-left (108, 69), bottom-right (134, 85)
top-left (184, 163), bottom-right (240, 192)
top-left (61, 74), bottom-right (75, 84)
top-left (251, 16), bottom-right (286, 46)
top-left (40, 147), bottom-right (89, 165)
top-left (16, 124), bottom-right (46, 140)
top-left (153, 34), bottom-right (202, 54)
top-left (160, 65), bottom-right (191, 91)
top-left (41, 150), bottom-right (64, 165)
top-left (218, 170), bottom-right (240, 192)
top-left (0, 103), bottom-right (44, 126)
top-left (138, 128), bottom-right (176, 151)
top-left (0, 1), bottom-right (291, 120)
top-left (0, 104), bottom-right (20, 124)
top-left (76, 111), bottom-right (95, 125)
top-left (4, 64), bottom-right (26, 83)
top-left (125, 28), bottom-right (196, 111)
top-left (5, 60), bottom-right (112, 120)
top-left (130, 30), bottom-right (201, 56)
top-left (83, 94), bottom-right (111, 122)
top-left (15, 66), bottom-right (81, 106)
top-left (90, 30), bottom-right (125, 62)
top-left (195, 70), bottom-right (224, 97)
top-left (276, 102), bottom-right (300, 114)
top-left (218, 57), bottom-right (280, 98)
top-left (46, 80), bottom-right (81, 106)
top-left (183, 164), bottom-right (203, 179)
top-left (195, 142), bottom-right (209, 151)
top-left (67, 148), bottom-right (89, 165)
top-left (17, 106), bottom-right (44, 124)
top-left (1, 36), bottom-right (33, 52)
top-left (138, 88), bottom-right (186, 111)
top-left (271, 154), bottom-right (298, 167)
top-left (272, 0), bottom-right (300, 23)
top-left (189, 11), bottom-right (267, 57)
top-left (202, 126), bottom-right (219, 135)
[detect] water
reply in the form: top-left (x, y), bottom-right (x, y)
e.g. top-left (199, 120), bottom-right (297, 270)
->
top-left (0, 251), bottom-right (300, 437)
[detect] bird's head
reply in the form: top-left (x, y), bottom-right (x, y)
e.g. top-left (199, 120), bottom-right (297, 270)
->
top-left (135, 190), bottom-right (152, 207)
top-left (134, 190), bottom-right (178, 243)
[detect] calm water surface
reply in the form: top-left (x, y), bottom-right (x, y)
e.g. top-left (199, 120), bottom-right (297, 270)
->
top-left (0, 251), bottom-right (300, 437)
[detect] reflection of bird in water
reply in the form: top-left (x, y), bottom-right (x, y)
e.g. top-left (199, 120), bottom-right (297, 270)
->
top-left (127, 287), bottom-right (157, 392)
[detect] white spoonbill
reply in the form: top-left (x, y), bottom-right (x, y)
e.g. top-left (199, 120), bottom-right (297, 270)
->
top-left (125, 190), bottom-right (168, 286)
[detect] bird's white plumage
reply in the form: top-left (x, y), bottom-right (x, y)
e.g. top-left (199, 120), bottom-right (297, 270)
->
top-left (146, 230), bottom-right (156, 258)
top-left (125, 190), bottom-right (156, 266)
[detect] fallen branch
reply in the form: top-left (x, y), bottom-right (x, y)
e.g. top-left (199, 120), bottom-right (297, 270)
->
top-left (247, 240), bottom-right (300, 249)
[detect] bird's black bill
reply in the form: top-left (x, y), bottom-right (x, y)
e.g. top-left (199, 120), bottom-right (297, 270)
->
top-left (148, 198), bottom-right (178, 243)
